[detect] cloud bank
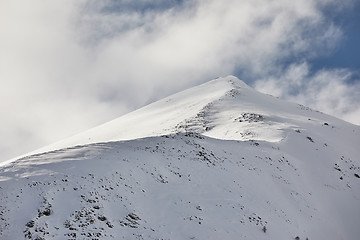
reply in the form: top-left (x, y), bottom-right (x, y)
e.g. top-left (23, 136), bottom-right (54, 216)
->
top-left (0, 0), bottom-right (359, 161)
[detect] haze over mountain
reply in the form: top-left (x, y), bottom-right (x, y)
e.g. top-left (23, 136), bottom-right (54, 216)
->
top-left (1, 76), bottom-right (359, 240)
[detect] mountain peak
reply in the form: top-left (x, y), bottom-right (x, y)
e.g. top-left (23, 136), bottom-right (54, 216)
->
top-left (9, 75), bottom-right (358, 160)
top-left (203, 75), bottom-right (251, 92)
top-left (14, 76), bottom-right (247, 157)
top-left (1, 76), bottom-right (360, 240)
top-left (219, 75), bottom-right (251, 88)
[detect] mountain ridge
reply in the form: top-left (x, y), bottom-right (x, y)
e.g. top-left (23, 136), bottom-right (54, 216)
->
top-left (4, 75), bottom-right (357, 164)
top-left (2, 76), bottom-right (239, 163)
top-left (1, 76), bottom-right (359, 240)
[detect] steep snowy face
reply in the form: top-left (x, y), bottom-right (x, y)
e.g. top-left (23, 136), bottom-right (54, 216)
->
top-left (12, 75), bottom-right (355, 160)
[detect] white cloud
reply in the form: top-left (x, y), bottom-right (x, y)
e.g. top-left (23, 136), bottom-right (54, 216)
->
top-left (0, 0), bottom-right (357, 161)
top-left (255, 62), bottom-right (360, 124)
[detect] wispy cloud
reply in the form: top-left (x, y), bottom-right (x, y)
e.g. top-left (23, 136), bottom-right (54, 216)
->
top-left (255, 62), bottom-right (360, 124)
top-left (0, 0), bottom-right (358, 161)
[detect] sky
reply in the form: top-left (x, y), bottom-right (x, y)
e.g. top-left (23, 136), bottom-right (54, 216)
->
top-left (1, 0), bottom-right (359, 162)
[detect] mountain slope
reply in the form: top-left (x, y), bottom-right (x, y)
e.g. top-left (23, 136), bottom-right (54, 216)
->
top-left (1, 76), bottom-right (360, 240)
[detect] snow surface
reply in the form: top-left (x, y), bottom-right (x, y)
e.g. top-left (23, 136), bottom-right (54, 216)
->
top-left (1, 76), bottom-right (360, 239)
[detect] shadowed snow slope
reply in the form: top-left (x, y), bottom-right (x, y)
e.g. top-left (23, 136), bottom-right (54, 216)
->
top-left (1, 76), bottom-right (360, 239)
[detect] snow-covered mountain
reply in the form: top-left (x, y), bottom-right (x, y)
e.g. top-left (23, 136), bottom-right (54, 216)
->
top-left (1, 76), bottom-right (359, 240)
